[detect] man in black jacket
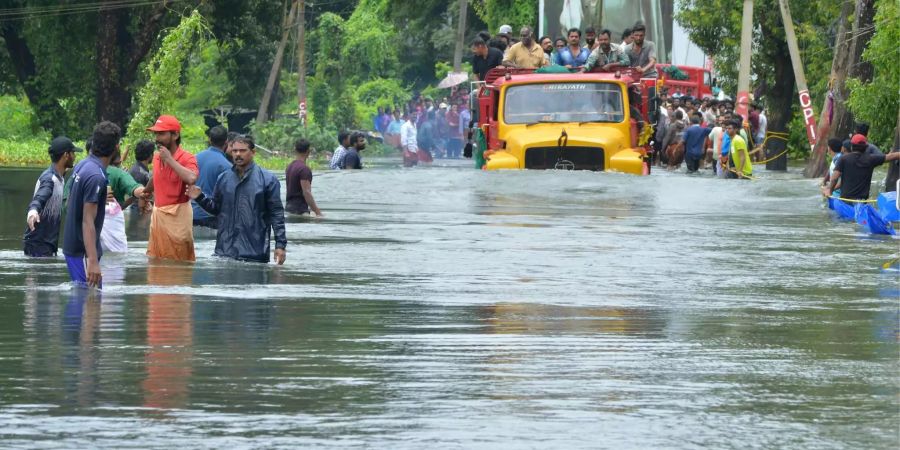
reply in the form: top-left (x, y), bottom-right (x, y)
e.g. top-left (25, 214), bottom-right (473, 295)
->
top-left (23, 136), bottom-right (81, 257)
top-left (186, 135), bottom-right (287, 264)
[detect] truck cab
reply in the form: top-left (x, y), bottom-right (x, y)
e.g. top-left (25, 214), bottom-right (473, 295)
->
top-left (475, 67), bottom-right (650, 175)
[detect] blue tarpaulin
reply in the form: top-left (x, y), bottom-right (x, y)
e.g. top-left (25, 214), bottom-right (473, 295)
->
top-left (828, 197), bottom-right (896, 235)
top-left (876, 192), bottom-right (899, 222)
top-left (855, 203), bottom-right (896, 235)
top-left (828, 197), bottom-right (856, 220)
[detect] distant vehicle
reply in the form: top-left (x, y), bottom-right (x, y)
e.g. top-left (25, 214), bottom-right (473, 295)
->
top-left (654, 64), bottom-right (714, 99)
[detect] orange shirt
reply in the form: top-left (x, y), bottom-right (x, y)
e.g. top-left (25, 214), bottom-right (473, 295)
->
top-left (152, 147), bottom-right (198, 207)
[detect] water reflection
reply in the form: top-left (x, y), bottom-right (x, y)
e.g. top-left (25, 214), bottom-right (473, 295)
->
top-left (143, 261), bottom-right (194, 410)
top-left (1, 166), bottom-right (898, 448)
top-left (61, 287), bottom-right (101, 408)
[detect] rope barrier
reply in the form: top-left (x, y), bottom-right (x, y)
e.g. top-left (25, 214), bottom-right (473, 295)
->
top-left (829, 196), bottom-right (877, 204)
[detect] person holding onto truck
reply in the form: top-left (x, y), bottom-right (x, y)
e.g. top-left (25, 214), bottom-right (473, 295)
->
top-left (582, 29), bottom-right (629, 72)
top-left (623, 23), bottom-right (658, 79)
top-left (502, 27), bottom-right (548, 69)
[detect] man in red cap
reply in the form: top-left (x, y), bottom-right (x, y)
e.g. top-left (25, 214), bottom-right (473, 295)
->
top-left (142, 115), bottom-right (199, 261)
top-left (823, 133), bottom-right (900, 201)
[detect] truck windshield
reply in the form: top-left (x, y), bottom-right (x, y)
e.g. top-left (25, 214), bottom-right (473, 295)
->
top-left (503, 82), bottom-right (625, 124)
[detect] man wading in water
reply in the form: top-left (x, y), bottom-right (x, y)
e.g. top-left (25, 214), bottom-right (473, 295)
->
top-left (142, 115), bottom-right (199, 261)
top-left (23, 137), bottom-right (81, 257)
top-left (187, 135), bottom-right (287, 264)
top-left (62, 122), bottom-right (120, 287)
top-left (823, 134), bottom-right (900, 201)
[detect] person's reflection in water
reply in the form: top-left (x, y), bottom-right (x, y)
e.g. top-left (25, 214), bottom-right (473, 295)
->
top-left (61, 286), bottom-right (101, 407)
top-left (192, 260), bottom-right (274, 342)
top-left (142, 260), bottom-right (194, 410)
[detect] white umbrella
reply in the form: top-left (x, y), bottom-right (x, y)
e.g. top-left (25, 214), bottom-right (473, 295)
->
top-left (437, 71), bottom-right (469, 89)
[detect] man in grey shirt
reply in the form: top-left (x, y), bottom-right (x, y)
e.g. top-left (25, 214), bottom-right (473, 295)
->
top-left (622, 23), bottom-right (657, 79)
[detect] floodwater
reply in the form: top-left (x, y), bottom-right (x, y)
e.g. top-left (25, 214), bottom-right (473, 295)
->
top-left (0, 160), bottom-right (897, 449)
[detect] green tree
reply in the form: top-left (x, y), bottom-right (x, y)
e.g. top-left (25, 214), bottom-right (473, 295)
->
top-left (125, 11), bottom-right (210, 145)
top-left (676, 0), bottom-right (839, 158)
top-left (847, 0), bottom-right (898, 148)
top-left (472, 0), bottom-right (537, 34)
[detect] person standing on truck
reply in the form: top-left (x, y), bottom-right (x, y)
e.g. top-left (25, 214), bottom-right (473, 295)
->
top-left (620, 28), bottom-right (633, 49)
top-left (584, 27), bottom-right (597, 50)
top-left (582, 29), bottom-right (629, 72)
top-left (623, 24), bottom-right (658, 79)
top-left (502, 27), bottom-right (548, 69)
top-left (553, 28), bottom-right (589, 69)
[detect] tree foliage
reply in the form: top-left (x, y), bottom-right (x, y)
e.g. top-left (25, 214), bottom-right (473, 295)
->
top-left (472, 0), bottom-right (537, 34)
top-left (676, 0), bottom-right (840, 157)
top-left (125, 10), bottom-right (210, 145)
top-left (847, 0), bottom-right (898, 148)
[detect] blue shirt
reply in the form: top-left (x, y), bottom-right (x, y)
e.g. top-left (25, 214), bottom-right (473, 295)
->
top-left (193, 146), bottom-right (231, 220)
top-left (553, 46), bottom-right (590, 67)
top-left (63, 155), bottom-right (108, 258)
top-left (721, 133), bottom-right (732, 157)
top-left (683, 125), bottom-right (712, 158)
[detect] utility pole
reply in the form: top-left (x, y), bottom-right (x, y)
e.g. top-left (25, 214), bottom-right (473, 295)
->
top-left (257, 0), bottom-right (298, 125)
top-left (296, 0), bottom-right (307, 126)
top-left (452, 0), bottom-right (467, 72)
top-left (778, 0), bottom-right (816, 157)
top-left (803, 0), bottom-right (853, 178)
top-left (734, 0), bottom-right (753, 122)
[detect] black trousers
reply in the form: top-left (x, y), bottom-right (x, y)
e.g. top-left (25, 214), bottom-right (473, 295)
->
top-left (685, 155), bottom-right (701, 172)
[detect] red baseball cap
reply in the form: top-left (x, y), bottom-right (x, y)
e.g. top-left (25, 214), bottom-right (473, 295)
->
top-left (147, 115), bottom-right (181, 132)
top-left (850, 134), bottom-right (867, 145)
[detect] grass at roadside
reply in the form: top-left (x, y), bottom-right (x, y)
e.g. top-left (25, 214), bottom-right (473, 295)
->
top-left (0, 111), bottom-right (396, 171)
top-left (0, 136), bottom-right (324, 171)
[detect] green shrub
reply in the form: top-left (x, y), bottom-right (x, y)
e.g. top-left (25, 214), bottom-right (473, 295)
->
top-left (250, 118), bottom-right (338, 156)
top-left (0, 96), bottom-right (44, 139)
top-left (0, 137), bottom-right (58, 166)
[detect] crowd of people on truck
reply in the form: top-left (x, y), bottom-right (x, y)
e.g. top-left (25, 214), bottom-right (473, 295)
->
top-left (470, 22), bottom-right (656, 76)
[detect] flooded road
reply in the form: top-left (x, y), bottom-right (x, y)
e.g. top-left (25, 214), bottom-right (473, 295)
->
top-left (0, 161), bottom-right (897, 448)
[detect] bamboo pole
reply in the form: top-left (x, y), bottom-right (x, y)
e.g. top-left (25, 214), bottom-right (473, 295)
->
top-left (734, 0), bottom-right (753, 121)
top-left (256, 0), bottom-right (298, 126)
top-left (452, 0), bottom-right (468, 72)
top-left (296, 0), bottom-right (307, 126)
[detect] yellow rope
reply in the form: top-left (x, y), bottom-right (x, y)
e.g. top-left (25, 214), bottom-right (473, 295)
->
top-left (749, 132), bottom-right (790, 165)
top-left (829, 196), bottom-right (877, 204)
top-left (720, 159), bottom-right (757, 180)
